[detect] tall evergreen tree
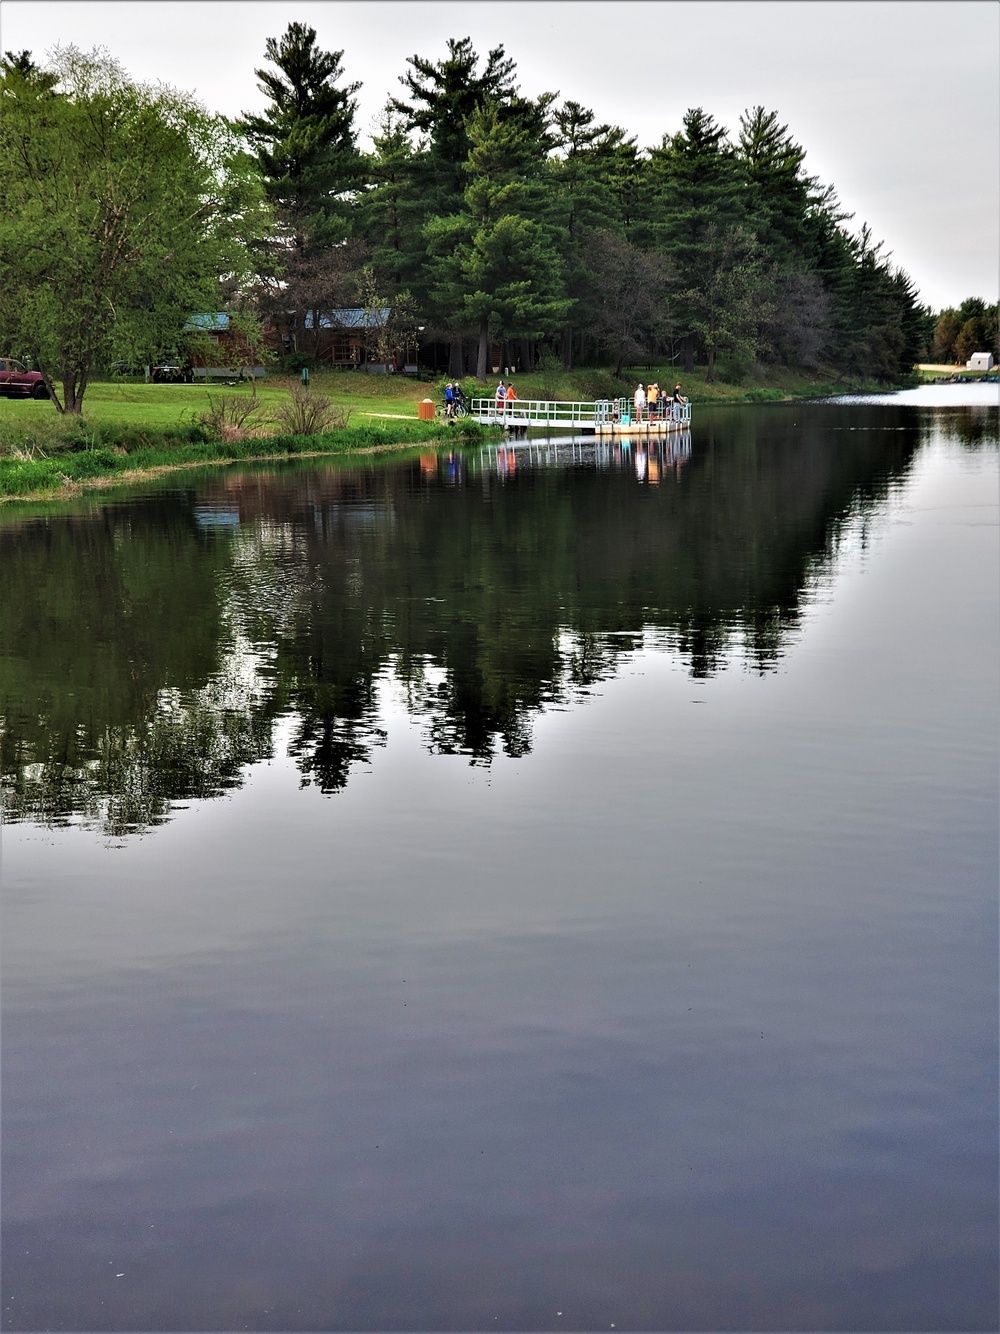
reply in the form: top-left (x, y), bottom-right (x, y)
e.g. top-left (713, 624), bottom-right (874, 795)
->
top-left (829, 226), bottom-right (923, 380)
top-left (637, 109), bottom-right (749, 370)
top-left (736, 107), bottom-right (814, 265)
top-left (548, 102), bottom-right (625, 366)
top-left (354, 108), bottom-right (426, 292)
top-left (389, 36), bottom-right (517, 211)
top-left (239, 22), bottom-right (362, 241)
top-left (425, 96), bottom-right (569, 380)
top-left (238, 23), bottom-right (365, 354)
top-left (1, 49), bottom-right (58, 91)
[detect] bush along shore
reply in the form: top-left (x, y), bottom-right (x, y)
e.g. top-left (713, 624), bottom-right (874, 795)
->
top-left (0, 416), bottom-right (499, 502)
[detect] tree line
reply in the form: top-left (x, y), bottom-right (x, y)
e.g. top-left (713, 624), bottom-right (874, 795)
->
top-left (929, 298), bottom-right (999, 366)
top-left (1, 28), bottom-right (989, 413)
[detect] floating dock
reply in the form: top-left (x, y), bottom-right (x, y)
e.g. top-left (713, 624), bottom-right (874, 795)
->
top-left (467, 396), bottom-right (691, 434)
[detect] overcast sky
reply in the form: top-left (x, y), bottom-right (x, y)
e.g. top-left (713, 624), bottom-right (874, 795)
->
top-left (3, 0), bottom-right (997, 310)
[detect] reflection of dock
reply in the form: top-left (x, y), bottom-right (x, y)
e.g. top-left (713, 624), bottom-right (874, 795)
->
top-left (478, 431), bottom-right (692, 480)
top-left (469, 396), bottom-right (691, 434)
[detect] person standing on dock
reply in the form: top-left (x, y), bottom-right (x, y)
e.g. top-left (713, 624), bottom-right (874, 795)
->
top-left (505, 381), bottom-right (516, 408)
top-left (634, 383), bottom-right (646, 422)
top-left (495, 379), bottom-right (506, 415)
top-left (648, 382), bottom-right (659, 418)
top-left (672, 383), bottom-right (688, 405)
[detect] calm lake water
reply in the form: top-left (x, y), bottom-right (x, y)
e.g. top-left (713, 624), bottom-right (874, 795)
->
top-left (1, 385), bottom-right (997, 1331)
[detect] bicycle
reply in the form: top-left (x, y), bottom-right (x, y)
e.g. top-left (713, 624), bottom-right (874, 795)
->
top-left (437, 394), bottom-right (470, 421)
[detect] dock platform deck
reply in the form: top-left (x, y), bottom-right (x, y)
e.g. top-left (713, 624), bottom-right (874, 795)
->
top-left (467, 397), bottom-right (691, 433)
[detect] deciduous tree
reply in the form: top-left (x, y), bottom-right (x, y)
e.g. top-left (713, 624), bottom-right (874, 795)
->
top-left (0, 46), bottom-right (267, 412)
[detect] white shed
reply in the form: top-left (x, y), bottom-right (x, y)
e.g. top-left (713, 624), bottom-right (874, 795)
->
top-left (966, 351), bottom-right (995, 371)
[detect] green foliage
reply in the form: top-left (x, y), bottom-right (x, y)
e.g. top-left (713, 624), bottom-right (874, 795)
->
top-left (2, 35), bottom-right (949, 396)
top-left (388, 36), bottom-right (518, 213)
top-left (424, 95), bottom-right (570, 379)
top-left (238, 22), bottom-right (362, 242)
top-left (0, 45), bottom-right (269, 414)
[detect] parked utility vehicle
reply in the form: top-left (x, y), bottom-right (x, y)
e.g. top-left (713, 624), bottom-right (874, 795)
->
top-left (0, 358), bottom-right (49, 399)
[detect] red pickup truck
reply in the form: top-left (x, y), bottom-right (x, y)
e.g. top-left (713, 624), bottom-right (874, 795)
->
top-left (0, 358), bottom-right (49, 399)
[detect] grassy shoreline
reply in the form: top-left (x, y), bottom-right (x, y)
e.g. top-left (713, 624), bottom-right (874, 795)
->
top-left (0, 364), bottom-right (919, 503)
top-left (0, 418), bottom-right (499, 503)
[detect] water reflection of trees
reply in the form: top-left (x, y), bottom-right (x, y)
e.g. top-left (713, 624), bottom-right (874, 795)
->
top-left (943, 404), bottom-right (999, 450)
top-left (0, 403), bottom-right (928, 831)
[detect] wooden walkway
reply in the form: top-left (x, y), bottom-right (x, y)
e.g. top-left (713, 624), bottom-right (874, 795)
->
top-left (468, 397), bottom-right (691, 433)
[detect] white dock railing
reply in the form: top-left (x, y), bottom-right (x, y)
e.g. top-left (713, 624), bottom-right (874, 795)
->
top-left (468, 398), bottom-right (691, 429)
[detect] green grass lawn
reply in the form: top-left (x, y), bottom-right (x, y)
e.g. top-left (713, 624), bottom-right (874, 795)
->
top-left (0, 373), bottom-right (430, 430)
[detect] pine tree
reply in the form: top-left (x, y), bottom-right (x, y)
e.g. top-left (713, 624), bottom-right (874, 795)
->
top-left (354, 109), bottom-right (426, 292)
top-left (239, 23), bottom-right (362, 242)
top-left (736, 107), bottom-right (814, 265)
top-left (389, 36), bottom-right (517, 214)
top-left (548, 102), bottom-right (625, 366)
top-left (238, 23), bottom-right (365, 355)
top-left (425, 97), bottom-right (569, 381)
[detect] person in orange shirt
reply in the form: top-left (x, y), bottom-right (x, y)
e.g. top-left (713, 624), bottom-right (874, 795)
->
top-left (505, 381), bottom-right (516, 403)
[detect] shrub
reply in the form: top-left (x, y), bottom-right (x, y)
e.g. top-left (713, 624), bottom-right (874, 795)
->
top-left (197, 391), bottom-right (268, 444)
top-left (271, 384), bottom-right (350, 436)
top-left (69, 447), bottom-right (121, 477)
top-left (0, 413), bottom-right (90, 457)
top-left (276, 351), bottom-right (319, 374)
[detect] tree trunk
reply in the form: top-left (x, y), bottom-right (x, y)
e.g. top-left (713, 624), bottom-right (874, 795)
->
top-left (519, 339), bottom-right (533, 373)
top-left (706, 346), bottom-right (716, 383)
top-left (682, 334), bottom-right (695, 374)
top-left (62, 374), bottom-right (86, 414)
top-left (476, 317), bottom-right (489, 382)
top-left (40, 369), bottom-right (64, 413)
top-left (560, 327), bottom-right (573, 371)
top-left (448, 337), bottom-right (464, 378)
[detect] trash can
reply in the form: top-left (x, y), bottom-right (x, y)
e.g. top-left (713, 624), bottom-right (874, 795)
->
top-left (418, 399), bottom-right (435, 421)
